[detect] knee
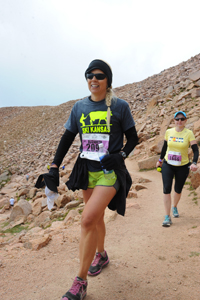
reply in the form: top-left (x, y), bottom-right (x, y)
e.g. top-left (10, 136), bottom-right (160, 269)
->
top-left (164, 187), bottom-right (171, 194)
top-left (174, 188), bottom-right (182, 194)
top-left (81, 212), bottom-right (96, 230)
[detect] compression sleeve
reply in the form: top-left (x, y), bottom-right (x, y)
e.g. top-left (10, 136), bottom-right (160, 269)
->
top-left (52, 130), bottom-right (76, 167)
top-left (160, 140), bottom-right (167, 159)
top-left (122, 126), bottom-right (139, 157)
top-left (191, 144), bottom-right (199, 163)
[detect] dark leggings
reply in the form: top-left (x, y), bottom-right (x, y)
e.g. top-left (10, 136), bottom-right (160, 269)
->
top-left (162, 160), bottom-right (190, 194)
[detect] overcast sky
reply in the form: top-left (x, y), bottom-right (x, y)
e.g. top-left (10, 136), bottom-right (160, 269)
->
top-left (0, 0), bottom-right (200, 108)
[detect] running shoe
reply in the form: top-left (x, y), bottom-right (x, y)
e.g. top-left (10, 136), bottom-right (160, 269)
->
top-left (162, 215), bottom-right (172, 227)
top-left (61, 276), bottom-right (87, 300)
top-left (88, 251), bottom-right (109, 276)
top-left (172, 206), bottom-right (179, 218)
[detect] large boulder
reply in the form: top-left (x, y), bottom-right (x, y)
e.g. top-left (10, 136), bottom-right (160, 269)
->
top-left (138, 155), bottom-right (159, 170)
top-left (20, 227), bottom-right (51, 250)
top-left (28, 188), bottom-right (37, 199)
top-left (10, 215), bottom-right (27, 228)
top-left (0, 187), bottom-right (17, 196)
top-left (0, 198), bottom-right (9, 209)
top-left (24, 234), bottom-right (51, 251)
top-left (55, 193), bottom-right (71, 208)
top-left (34, 211), bottom-right (51, 227)
top-left (10, 199), bottom-right (32, 222)
top-left (63, 209), bottom-right (79, 225)
top-left (65, 199), bottom-right (83, 210)
top-left (32, 199), bottom-right (43, 216)
top-left (0, 171), bottom-right (10, 183)
top-left (190, 169), bottom-right (200, 189)
top-left (189, 70), bottom-right (200, 81)
top-left (191, 88), bottom-right (200, 98)
top-left (18, 188), bottom-right (29, 197)
top-left (150, 139), bottom-right (164, 154)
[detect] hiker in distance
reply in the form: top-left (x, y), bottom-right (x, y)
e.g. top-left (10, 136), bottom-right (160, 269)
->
top-left (156, 111), bottom-right (199, 227)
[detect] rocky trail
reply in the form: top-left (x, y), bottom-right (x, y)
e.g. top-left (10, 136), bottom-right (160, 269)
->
top-left (0, 159), bottom-right (200, 300)
top-left (1, 53), bottom-right (200, 300)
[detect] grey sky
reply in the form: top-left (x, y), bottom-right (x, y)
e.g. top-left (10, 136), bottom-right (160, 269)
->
top-left (0, 0), bottom-right (200, 107)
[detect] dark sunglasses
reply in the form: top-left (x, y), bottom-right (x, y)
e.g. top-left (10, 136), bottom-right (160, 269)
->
top-left (175, 117), bottom-right (186, 121)
top-left (86, 73), bottom-right (107, 80)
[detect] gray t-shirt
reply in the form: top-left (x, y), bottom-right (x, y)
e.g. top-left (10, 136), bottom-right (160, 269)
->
top-left (65, 97), bottom-right (135, 171)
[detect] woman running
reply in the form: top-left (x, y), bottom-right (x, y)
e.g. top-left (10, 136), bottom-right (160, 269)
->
top-left (36, 59), bottom-right (138, 299)
top-left (156, 111), bottom-right (199, 227)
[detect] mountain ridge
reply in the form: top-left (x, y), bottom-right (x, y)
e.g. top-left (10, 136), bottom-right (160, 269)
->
top-left (1, 53), bottom-right (200, 175)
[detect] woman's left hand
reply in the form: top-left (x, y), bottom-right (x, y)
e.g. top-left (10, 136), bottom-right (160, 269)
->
top-left (190, 163), bottom-right (198, 172)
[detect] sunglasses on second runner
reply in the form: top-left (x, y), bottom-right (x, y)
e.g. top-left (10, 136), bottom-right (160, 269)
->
top-left (86, 73), bottom-right (107, 80)
top-left (174, 117), bottom-right (186, 121)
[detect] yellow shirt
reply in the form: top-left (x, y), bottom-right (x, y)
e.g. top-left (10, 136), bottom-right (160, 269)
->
top-left (164, 127), bottom-right (196, 166)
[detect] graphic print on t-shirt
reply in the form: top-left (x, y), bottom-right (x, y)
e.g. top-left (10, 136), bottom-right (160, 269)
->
top-left (80, 111), bottom-right (113, 134)
top-left (169, 136), bottom-right (184, 143)
top-left (79, 110), bottom-right (113, 161)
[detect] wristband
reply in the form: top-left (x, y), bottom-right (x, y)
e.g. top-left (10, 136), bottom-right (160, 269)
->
top-left (119, 151), bottom-right (127, 159)
top-left (192, 162), bottom-right (197, 165)
top-left (159, 159), bottom-right (163, 163)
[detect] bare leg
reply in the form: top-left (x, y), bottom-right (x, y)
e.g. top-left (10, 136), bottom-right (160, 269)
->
top-left (163, 194), bottom-right (171, 216)
top-left (78, 186), bottom-right (116, 280)
top-left (173, 191), bottom-right (181, 207)
top-left (96, 212), bottom-right (105, 253)
top-left (82, 190), bottom-right (106, 253)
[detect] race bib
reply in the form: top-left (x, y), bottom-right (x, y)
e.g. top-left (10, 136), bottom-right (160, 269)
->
top-left (168, 151), bottom-right (182, 166)
top-left (80, 133), bottom-right (109, 161)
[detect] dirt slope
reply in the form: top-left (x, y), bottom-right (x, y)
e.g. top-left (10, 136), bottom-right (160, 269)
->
top-left (0, 158), bottom-right (199, 300)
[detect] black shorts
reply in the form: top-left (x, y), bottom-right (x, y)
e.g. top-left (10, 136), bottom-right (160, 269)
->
top-left (162, 160), bottom-right (190, 194)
